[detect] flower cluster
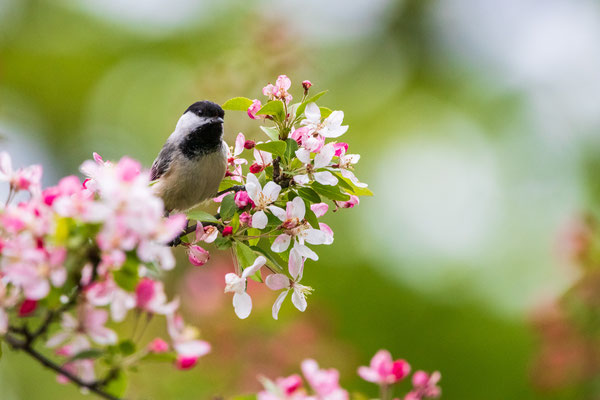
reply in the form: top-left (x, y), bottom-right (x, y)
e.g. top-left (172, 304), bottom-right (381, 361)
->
top-left (0, 152), bottom-right (209, 397)
top-left (255, 349), bottom-right (441, 400)
top-left (190, 75), bottom-right (373, 320)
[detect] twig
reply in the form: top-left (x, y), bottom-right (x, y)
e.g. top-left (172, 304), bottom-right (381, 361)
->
top-left (215, 185), bottom-right (245, 198)
top-left (168, 213), bottom-right (222, 247)
top-left (4, 334), bottom-right (122, 400)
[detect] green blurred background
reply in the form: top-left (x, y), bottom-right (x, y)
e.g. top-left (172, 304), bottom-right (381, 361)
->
top-left (2, 0), bottom-right (600, 398)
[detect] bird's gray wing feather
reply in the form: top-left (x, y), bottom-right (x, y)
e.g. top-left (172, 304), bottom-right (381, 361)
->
top-left (150, 142), bottom-right (176, 181)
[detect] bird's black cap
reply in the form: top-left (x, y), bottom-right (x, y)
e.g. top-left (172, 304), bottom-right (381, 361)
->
top-left (185, 101), bottom-right (225, 119)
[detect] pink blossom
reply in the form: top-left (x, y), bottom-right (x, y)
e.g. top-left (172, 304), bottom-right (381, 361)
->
top-left (167, 313), bottom-right (211, 369)
top-left (245, 173), bottom-right (282, 229)
top-left (333, 143), bottom-right (348, 157)
top-left (301, 103), bottom-right (348, 139)
top-left (148, 338), bottom-right (170, 353)
top-left (235, 190), bottom-right (253, 208)
top-left (18, 299), bottom-right (37, 316)
top-left (301, 359), bottom-right (348, 400)
top-left (187, 244), bottom-right (210, 266)
top-left (357, 350), bottom-right (411, 385)
top-left (310, 203), bottom-right (329, 218)
top-left (258, 374), bottom-right (306, 400)
top-left (240, 211), bottom-right (252, 226)
top-left (195, 222), bottom-right (218, 243)
top-left (86, 278), bottom-right (135, 322)
top-left (0, 152), bottom-right (43, 195)
top-left (222, 226), bottom-right (233, 237)
top-left (335, 195), bottom-right (359, 209)
top-left (336, 149), bottom-right (367, 188)
top-left (135, 278), bottom-right (179, 315)
top-left (248, 99), bottom-right (263, 120)
top-left (244, 140), bottom-right (256, 149)
top-left (302, 80), bottom-right (312, 90)
top-left (405, 371), bottom-right (441, 400)
top-left (263, 75), bottom-right (293, 104)
top-left (47, 305), bottom-right (117, 347)
top-left (294, 144), bottom-right (338, 186)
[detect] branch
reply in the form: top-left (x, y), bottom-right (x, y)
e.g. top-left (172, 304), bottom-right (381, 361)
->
top-left (4, 334), bottom-right (122, 400)
top-left (215, 185), bottom-right (245, 198)
top-left (168, 213), bottom-right (222, 247)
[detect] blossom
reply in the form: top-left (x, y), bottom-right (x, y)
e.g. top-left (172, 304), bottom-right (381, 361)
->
top-left (301, 103), bottom-right (348, 139)
top-left (195, 222), bottom-right (218, 243)
top-left (135, 278), bottom-right (179, 315)
top-left (224, 256), bottom-right (266, 319)
top-left (302, 80), bottom-right (312, 91)
top-left (336, 148), bottom-right (367, 188)
top-left (294, 144), bottom-right (338, 186)
top-left (245, 173), bottom-right (282, 229)
top-left (47, 305), bottom-right (118, 347)
top-left (187, 244), bottom-right (210, 266)
top-left (86, 278), bottom-right (136, 322)
top-left (357, 350), bottom-right (411, 385)
top-left (167, 313), bottom-right (211, 369)
top-left (148, 338), bottom-right (170, 353)
top-left (0, 282), bottom-right (18, 334)
top-left (235, 190), bottom-right (253, 208)
top-left (263, 75), bottom-right (293, 104)
top-left (301, 359), bottom-right (348, 400)
top-left (405, 371), bottom-right (441, 400)
top-left (291, 126), bottom-right (324, 153)
top-left (251, 145), bottom-right (274, 173)
top-left (0, 151), bottom-right (42, 195)
top-left (265, 255), bottom-right (313, 320)
top-left (248, 99), bottom-right (263, 120)
top-left (270, 197), bottom-right (329, 261)
top-left (257, 374), bottom-right (306, 400)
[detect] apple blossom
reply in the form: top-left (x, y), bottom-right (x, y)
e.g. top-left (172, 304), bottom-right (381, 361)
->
top-left (301, 359), bottom-right (349, 400)
top-left (245, 173), bottom-right (282, 229)
top-left (301, 103), bottom-right (348, 139)
top-left (358, 350), bottom-right (411, 385)
top-left (265, 269), bottom-right (313, 320)
top-left (167, 313), bottom-right (211, 369)
top-left (294, 144), bottom-right (338, 186)
top-left (405, 371), bottom-right (442, 400)
top-left (224, 256), bottom-right (266, 319)
top-left (263, 75), bottom-right (293, 104)
top-left (135, 278), bottom-right (179, 315)
top-left (248, 99), bottom-right (263, 120)
top-left (187, 244), bottom-right (210, 266)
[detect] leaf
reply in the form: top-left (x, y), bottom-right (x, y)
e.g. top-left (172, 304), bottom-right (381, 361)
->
top-left (251, 245), bottom-right (285, 274)
top-left (260, 126), bottom-right (280, 141)
top-left (186, 210), bottom-right (219, 224)
top-left (246, 228), bottom-right (261, 246)
top-left (105, 370), bottom-right (128, 398)
top-left (296, 90), bottom-right (328, 116)
top-left (255, 141), bottom-right (287, 157)
top-left (219, 179), bottom-right (242, 191)
top-left (68, 349), bottom-right (104, 362)
top-left (230, 212), bottom-right (240, 233)
top-left (220, 194), bottom-right (237, 221)
top-left (333, 173), bottom-right (374, 196)
top-left (284, 138), bottom-right (299, 162)
top-left (113, 256), bottom-right (140, 291)
top-left (297, 187), bottom-right (321, 204)
top-left (320, 107), bottom-right (332, 118)
top-left (141, 352), bottom-right (177, 363)
top-left (311, 182), bottom-right (351, 201)
top-left (222, 97), bottom-right (254, 111)
top-left (304, 208), bottom-right (320, 230)
top-left (232, 395), bottom-right (257, 400)
top-left (235, 241), bottom-right (257, 269)
top-left (118, 340), bottom-right (136, 356)
top-left (256, 100), bottom-right (284, 119)
top-left (214, 237), bottom-right (233, 250)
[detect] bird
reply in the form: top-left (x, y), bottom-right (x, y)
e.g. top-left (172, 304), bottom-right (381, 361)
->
top-left (151, 101), bottom-right (228, 213)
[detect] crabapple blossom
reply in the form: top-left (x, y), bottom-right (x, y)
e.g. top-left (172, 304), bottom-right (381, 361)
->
top-left (235, 190), bottom-right (253, 208)
top-left (252, 145), bottom-right (274, 172)
top-left (148, 338), bottom-right (170, 353)
top-left (248, 99), bottom-right (263, 120)
top-left (135, 278), bottom-right (179, 315)
top-left (302, 80), bottom-right (312, 91)
top-left (336, 149), bottom-right (367, 188)
top-left (335, 195), bottom-right (359, 209)
top-left (47, 305), bottom-right (117, 347)
top-left (263, 75), bottom-right (293, 104)
top-left (187, 244), bottom-right (210, 266)
top-left (301, 103), bottom-right (348, 139)
top-left (86, 277), bottom-right (136, 322)
top-left (245, 173), bottom-right (282, 229)
top-left (195, 222), bottom-right (219, 243)
top-left (224, 256), bottom-right (266, 319)
top-left (265, 268), bottom-right (313, 320)
top-left (405, 371), bottom-right (442, 400)
top-left (358, 349), bottom-right (411, 385)
top-left (0, 151), bottom-right (42, 195)
top-left (294, 144), bottom-right (338, 186)
top-left (257, 374), bottom-right (306, 400)
top-left (301, 359), bottom-right (349, 400)
top-left (167, 313), bottom-right (211, 369)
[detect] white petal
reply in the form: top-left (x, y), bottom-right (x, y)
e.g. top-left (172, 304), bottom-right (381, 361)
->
top-left (245, 174), bottom-right (261, 201)
top-left (241, 256), bottom-right (266, 278)
top-left (252, 210), bottom-right (268, 229)
top-left (295, 148), bottom-right (311, 164)
top-left (288, 248), bottom-right (304, 281)
top-left (314, 171), bottom-right (338, 186)
top-left (294, 243), bottom-right (319, 261)
top-left (234, 132), bottom-right (245, 156)
top-left (304, 102), bottom-right (321, 122)
top-left (175, 340), bottom-right (211, 358)
top-left (90, 327), bottom-right (117, 345)
top-left (293, 174), bottom-right (310, 185)
top-left (291, 288), bottom-right (307, 312)
top-left (271, 234), bottom-right (291, 253)
top-left (290, 196), bottom-right (306, 220)
top-left (314, 144), bottom-right (335, 169)
top-left (271, 290), bottom-right (289, 320)
top-left (233, 292), bottom-right (252, 319)
top-left (325, 110), bottom-right (344, 127)
top-left (46, 332), bottom-right (71, 348)
top-left (341, 169), bottom-right (367, 188)
top-left (267, 205), bottom-right (286, 221)
top-left (262, 181), bottom-right (282, 202)
top-left (266, 273), bottom-right (291, 290)
top-left (304, 228), bottom-right (327, 245)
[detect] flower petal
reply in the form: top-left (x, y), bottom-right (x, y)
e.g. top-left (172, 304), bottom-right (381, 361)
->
top-left (314, 143), bottom-right (335, 169)
top-left (266, 274), bottom-right (291, 290)
top-left (267, 205), bottom-right (286, 221)
top-left (241, 256), bottom-right (266, 279)
top-left (290, 196), bottom-right (305, 220)
top-left (304, 102), bottom-right (321, 123)
top-left (291, 287), bottom-right (307, 312)
top-left (252, 210), bottom-right (268, 230)
top-left (314, 171), bottom-right (338, 186)
top-left (262, 181), bottom-right (282, 202)
top-left (232, 292), bottom-right (252, 319)
top-left (271, 290), bottom-right (289, 320)
top-left (271, 234), bottom-right (291, 253)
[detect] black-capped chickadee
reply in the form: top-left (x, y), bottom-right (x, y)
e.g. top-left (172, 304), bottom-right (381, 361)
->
top-left (151, 101), bottom-right (228, 212)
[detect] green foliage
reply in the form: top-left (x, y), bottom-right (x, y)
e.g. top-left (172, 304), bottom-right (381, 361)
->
top-left (297, 187), bottom-right (322, 204)
top-left (186, 210), bottom-right (219, 224)
top-left (296, 90), bottom-right (328, 116)
top-left (68, 349), bottom-right (105, 362)
top-left (260, 126), bottom-right (280, 141)
top-left (113, 255), bottom-right (140, 291)
top-left (284, 138), bottom-right (299, 162)
top-left (257, 101), bottom-right (284, 119)
top-left (311, 182), bottom-right (351, 201)
top-left (105, 370), bottom-right (127, 398)
top-left (255, 141), bottom-right (287, 157)
top-left (220, 194), bottom-right (237, 221)
top-left (222, 97), bottom-right (254, 111)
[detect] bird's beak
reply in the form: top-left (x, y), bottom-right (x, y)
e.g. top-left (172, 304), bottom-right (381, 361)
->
top-left (212, 117), bottom-right (224, 124)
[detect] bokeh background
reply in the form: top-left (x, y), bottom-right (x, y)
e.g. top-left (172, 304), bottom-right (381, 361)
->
top-left (1, 0), bottom-right (600, 398)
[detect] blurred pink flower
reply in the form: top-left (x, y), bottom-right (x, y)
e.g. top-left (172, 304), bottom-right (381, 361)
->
top-left (358, 350), bottom-right (411, 385)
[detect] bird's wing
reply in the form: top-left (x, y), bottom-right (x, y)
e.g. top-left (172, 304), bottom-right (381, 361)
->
top-left (150, 142), bottom-right (176, 181)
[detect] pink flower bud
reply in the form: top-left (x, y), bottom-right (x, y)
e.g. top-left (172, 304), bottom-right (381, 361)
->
top-left (249, 163), bottom-right (264, 174)
top-left (188, 244), bottom-right (210, 266)
top-left (135, 278), bottom-right (157, 309)
top-left (234, 191), bottom-right (252, 208)
top-left (333, 142), bottom-right (349, 157)
top-left (302, 80), bottom-right (312, 90)
top-left (222, 226), bottom-right (233, 237)
top-left (247, 99), bottom-right (263, 120)
top-left (176, 355), bottom-right (198, 370)
top-left (18, 299), bottom-right (37, 316)
top-left (239, 212), bottom-right (252, 226)
top-left (336, 195), bottom-right (359, 209)
top-left (148, 338), bottom-right (169, 353)
top-left (244, 140), bottom-right (256, 150)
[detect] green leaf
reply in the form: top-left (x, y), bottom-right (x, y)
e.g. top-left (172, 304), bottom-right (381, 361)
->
top-left (118, 340), bottom-right (136, 356)
top-left (186, 210), bottom-right (219, 224)
top-left (320, 107), bottom-right (332, 118)
top-left (235, 241), bottom-right (257, 269)
top-left (222, 97), bottom-right (254, 111)
top-left (68, 349), bottom-right (104, 362)
top-left (251, 244), bottom-right (285, 273)
top-left (230, 212), bottom-right (240, 232)
top-left (255, 141), bottom-right (287, 157)
top-left (214, 237), bottom-right (233, 250)
top-left (220, 194), bottom-right (237, 221)
top-left (260, 126), bottom-right (280, 141)
top-left (311, 182), bottom-right (351, 201)
top-left (333, 173), bottom-right (374, 196)
top-left (232, 395), bottom-right (258, 400)
top-left (246, 228), bottom-right (261, 246)
top-left (257, 100), bottom-right (284, 119)
top-left (219, 179), bottom-right (242, 191)
top-left (304, 208), bottom-right (320, 230)
top-left (105, 370), bottom-right (128, 398)
top-left (296, 91), bottom-right (328, 116)
top-left (141, 352), bottom-right (177, 363)
top-left (284, 138), bottom-right (299, 162)
top-left (297, 187), bottom-right (321, 204)
top-left (113, 256), bottom-right (140, 291)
